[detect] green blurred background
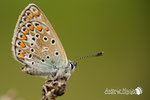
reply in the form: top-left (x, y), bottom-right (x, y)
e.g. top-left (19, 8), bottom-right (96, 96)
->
top-left (0, 0), bottom-right (149, 100)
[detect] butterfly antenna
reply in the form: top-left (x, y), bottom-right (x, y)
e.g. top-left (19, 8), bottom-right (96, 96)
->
top-left (72, 52), bottom-right (104, 63)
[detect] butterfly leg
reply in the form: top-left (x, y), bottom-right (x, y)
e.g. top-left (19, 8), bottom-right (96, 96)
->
top-left (65, 73), bottom-right (71, 80)
top-left (55, 69), bottom-right (71, 80)
top-left (47, 74), bottom-right (55, 80)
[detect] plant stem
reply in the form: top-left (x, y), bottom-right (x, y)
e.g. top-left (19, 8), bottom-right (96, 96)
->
top-left (41, 77), bottom-right (67, 100)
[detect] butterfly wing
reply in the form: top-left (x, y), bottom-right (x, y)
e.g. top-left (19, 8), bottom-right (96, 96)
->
top-left (12, 3), bottom-right (68, 75)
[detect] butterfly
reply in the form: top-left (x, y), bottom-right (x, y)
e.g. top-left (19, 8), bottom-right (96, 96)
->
top-left (12, 3), bottom-right (104, 80)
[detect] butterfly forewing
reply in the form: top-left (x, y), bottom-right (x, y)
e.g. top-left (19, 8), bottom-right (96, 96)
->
top-left (12, 4), bottom-right (68, 74)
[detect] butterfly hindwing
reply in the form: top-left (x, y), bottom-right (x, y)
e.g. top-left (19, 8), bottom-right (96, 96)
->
top-left (12, 3), bottom-right (68, 75)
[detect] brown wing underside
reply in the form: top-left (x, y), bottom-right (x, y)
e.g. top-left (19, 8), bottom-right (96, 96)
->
top-left (12, 4), bottom-right (68, 69)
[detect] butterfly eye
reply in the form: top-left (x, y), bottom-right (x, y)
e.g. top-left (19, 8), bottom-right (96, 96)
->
top-left (69, 62), bottom-right (76, 72)
top-left (51, 39), bottom-right (56, 45)
top-left (70, 63), bottom-right (74, 70)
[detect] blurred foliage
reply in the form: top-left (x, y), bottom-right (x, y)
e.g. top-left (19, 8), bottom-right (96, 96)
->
top-left (0, 89), bottom-right (24, 100)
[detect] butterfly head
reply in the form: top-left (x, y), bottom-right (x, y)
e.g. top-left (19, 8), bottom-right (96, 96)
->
top-left (67, 52), bottom-right (104, 72)
top-left (68, 61), bottom-right (77, 72)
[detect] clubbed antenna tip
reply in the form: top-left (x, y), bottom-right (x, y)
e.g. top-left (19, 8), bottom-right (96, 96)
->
top-left (96, 52), bottom-right (104, 56)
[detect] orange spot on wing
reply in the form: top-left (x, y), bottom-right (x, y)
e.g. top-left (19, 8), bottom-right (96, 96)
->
top-left (20, 57), bottom-right (24, 60)
top-left (28, 14), bottom-right (34, 19)
top-left (26, 18), bottom-right (30, 22)
top-left (24, 30), bottom-right (29, 34)
top-left (19, 54), bottom-right (25, 57)
top-left (35, 12), bottom-right (40, 16)
top-left (21, 51), bottom-right (25, 54)
top-left (22, 35), bottom-right (27, 40)
top-left (19, 51), bottom-right (25, 59)
top-left (20, 42), bottom-right (25, 48)
top-left (29, 26), bottom-right (34, 31)
top-left (36, 26), bottom-right (42, 31)
top-left (45, 27), bottom-right (49, 31)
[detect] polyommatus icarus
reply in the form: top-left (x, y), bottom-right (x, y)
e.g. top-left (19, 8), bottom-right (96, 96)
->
top-left (12, 3), bottom-right (104, 80)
